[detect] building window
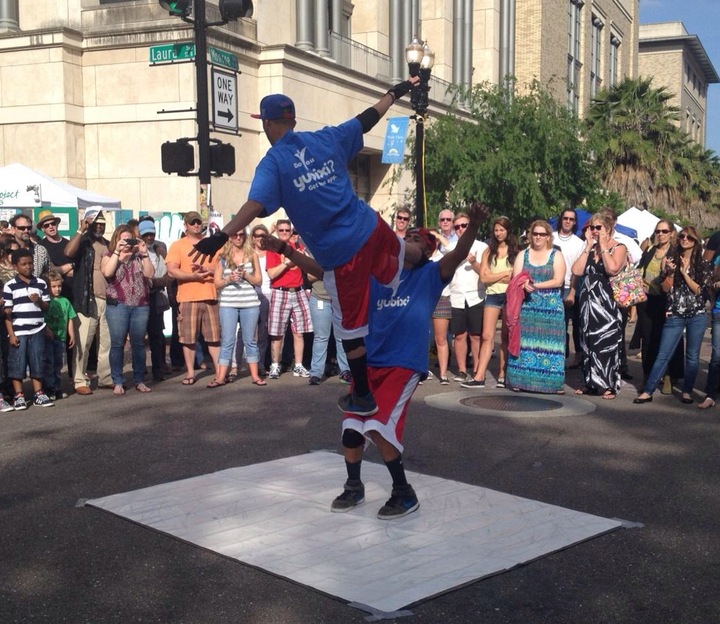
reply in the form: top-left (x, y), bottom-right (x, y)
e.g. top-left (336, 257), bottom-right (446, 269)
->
top-left (590, 16), bottom-right (603, 97)
top-left (567, 0), bottom-right (584, 113)
top-left (609, 34), bottom-right (621, 86)
top-left (348, 153), bottom-right (371, 202)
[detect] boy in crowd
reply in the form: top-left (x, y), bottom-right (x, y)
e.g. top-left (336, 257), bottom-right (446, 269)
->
top-left (3, 249), bottom-right (54, 409)
top-left (263, 202), bottom-right (488, 518)
top-left (42, 269), bottom-right (76, 400)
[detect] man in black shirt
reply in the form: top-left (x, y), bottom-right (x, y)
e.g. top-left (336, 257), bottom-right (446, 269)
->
top-left (37, 210), bottom-right (73, 298)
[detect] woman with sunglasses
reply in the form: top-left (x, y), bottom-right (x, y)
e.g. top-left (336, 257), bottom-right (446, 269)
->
top-left (572, 213), bottom-right (627, 399)
top-left (251, 224), bottom-right (271, 376)
top-left (462, 216), bottom-right (517, 388)
top-left (634, 226), bottom-right (711, 404)
top-left (635, 220), bottom-right (684, 390)
top-left (505, 220), bottom-right (566, 394)
top-left (211, 229), bottom-right (265, 387)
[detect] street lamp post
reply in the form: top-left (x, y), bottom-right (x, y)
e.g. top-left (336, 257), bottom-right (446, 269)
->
top-left (405, 37), bottom-right (434, 228)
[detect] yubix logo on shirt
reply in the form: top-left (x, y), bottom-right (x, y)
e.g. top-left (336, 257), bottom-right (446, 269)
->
top-left (292, 159), bottom-right (338, 192)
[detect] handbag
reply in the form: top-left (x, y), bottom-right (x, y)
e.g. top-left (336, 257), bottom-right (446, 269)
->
top-left (610, 263), bottom-right (647, 308)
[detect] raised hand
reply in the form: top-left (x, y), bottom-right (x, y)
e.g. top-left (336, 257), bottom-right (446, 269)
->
top-left (190, 231), bottom-right (229, 264)
top-left (468, 201), bottom-right (490, 225)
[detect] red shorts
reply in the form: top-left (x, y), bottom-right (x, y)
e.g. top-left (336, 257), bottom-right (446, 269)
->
top-left (323, 214), bottom-right (404, 340)
top-left (342, 366), bottom-right (420, 454)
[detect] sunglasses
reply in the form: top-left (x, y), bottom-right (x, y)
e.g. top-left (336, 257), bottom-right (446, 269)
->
top-left (588, 225), bottom-right (603, 231)
top-left (454, 223), bottom-right (469, 231)
top-left (562, 216), bottom-right (576, 222)
top-left (187, 219), bottom-right (202, 226)
top-left (15, 225), bottom-right (32, 231)
top-left (277, 228), bottom-right (291, 233)
top-left (678, 233), bottom-right (696, 242)
top-left (233, 232), bottom-right (246, 238)
top-left (396, 215), bottom-right (410, 222)
top-left (531, 231), bottom-right (549, 237)
top-left (439, 217), bottom-right (452, 222)
top-left (655, 229), bottom-right (671, 234)
top-left (41, 222), bottom-right (57, 229)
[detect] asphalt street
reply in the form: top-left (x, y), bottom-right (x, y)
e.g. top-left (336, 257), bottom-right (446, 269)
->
top-left (1, 336), bottom-right (719, 624)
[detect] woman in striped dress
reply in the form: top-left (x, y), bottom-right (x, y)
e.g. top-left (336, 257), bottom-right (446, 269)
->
top-left (506, 220), bottom-right (566, 393)
top-left (210, 229), bottom-right (265, 387)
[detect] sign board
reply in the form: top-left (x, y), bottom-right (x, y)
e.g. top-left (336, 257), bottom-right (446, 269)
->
top-left (149, 43), bottom-right (196, 65)
top-left (211, 68), bottom-right (238, 132)
top-left (381, 117), bottom-right (410, 164)
top-left (209, 47), bottom-right (239, 72)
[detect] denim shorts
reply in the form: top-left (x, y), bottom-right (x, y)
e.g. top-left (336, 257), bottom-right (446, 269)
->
top-left (8, 330), bottom-right (45, 380)
top-left (484, 293), bottom-right (507, 309)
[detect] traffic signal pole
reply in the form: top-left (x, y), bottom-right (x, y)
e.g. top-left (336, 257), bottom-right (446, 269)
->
top-left (193, 0), bottom-right (211, 185)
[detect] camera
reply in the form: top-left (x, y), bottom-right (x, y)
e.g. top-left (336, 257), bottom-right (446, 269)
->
top-left (124, 238), bottom-right (138, 246)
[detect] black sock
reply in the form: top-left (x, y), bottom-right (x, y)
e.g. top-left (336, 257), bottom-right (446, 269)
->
top-left (385, 456), bottom-right (408, 488)
top-left (346, 460), bottom-right (362, 483)
top-left (347, 352), bottom-right (370, 397)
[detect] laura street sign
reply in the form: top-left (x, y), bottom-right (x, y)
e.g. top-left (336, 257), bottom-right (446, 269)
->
top-left (149, 43), bottom-right (196, 65)
top-left (211, 68), bottom-right (238, 132)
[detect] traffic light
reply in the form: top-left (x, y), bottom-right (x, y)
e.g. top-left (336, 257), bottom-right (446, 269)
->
top-left (161, 141), bottom-right (194, 174)
top-left (159, 1), bottom-right (192, 17)
top-left (210, 142), bottom-right (236, 176)
top-left (219, 0), bottom-right (253, 20)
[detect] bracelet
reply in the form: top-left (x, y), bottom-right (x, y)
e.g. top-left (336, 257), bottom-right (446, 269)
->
top-left (140, 255), bottom-right (149, 259)
top-left (76, 229), bottom-right (83, 236)
top-left (113, 252), bottom-right (120, 257)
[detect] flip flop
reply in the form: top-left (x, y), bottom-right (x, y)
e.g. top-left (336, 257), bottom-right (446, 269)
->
top-left (206, 379), bottom-right (226, 388)
top-left (252, 378), bottom-right (267, 386)
top-left (113, 384), bottom-right (125, 396)
top-left (182, 377), bottom-right (196, 386)
top-left (135, 383), bottom-right (152, 393)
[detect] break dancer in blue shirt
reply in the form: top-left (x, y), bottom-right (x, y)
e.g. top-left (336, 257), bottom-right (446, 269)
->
top-left (260, 202), bottom-right (487, 518)
top-left (192, 79), bottom-right (423, 417)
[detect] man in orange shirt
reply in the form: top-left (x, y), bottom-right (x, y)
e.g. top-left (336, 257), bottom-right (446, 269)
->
top-left (166, 212), bottom-right (220, 385)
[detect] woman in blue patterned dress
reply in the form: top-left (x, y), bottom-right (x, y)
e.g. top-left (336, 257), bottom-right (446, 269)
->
top-left (571, 213), bottom-right (627, 399)
top-left (506, 220), bottom-right (566, 393)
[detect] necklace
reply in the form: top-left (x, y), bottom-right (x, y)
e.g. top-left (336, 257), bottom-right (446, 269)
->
top-left (557, 231), bottom-right (573, 241)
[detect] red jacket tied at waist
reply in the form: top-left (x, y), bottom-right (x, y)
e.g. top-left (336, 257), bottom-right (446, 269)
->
top-left (504, 271), bottom-right (532, 358)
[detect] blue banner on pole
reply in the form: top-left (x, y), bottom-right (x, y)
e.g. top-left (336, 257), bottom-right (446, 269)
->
top-left (381, 117), bottom-right (410, 164)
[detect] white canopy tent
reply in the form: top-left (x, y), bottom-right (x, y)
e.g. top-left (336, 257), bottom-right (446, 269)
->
top-left (0, 163), bottom-right (121, 212)
top-left (617, 207), bottom-right (668, 244)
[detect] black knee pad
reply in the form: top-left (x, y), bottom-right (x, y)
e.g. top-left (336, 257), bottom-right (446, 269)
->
top-left (342, 337), bottom-right (364, 352)
top-left (342, 429), bottom-right (365, 448)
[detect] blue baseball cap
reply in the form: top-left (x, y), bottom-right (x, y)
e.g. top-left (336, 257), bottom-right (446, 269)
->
top-left (250, 94), bottom-right (296, 121)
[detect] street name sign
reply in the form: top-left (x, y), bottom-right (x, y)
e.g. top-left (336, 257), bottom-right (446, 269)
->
top-left (211, 68), bottom-right (238, 132)
top-left (209, 47), bottom-right (239, 71)
top-left (149, 43), bottom-right (196, 65)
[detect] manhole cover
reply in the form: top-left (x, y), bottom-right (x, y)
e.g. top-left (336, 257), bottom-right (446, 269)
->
top-left (460, 396), bottom-right (560, 412)
top-left (425, 391), bottom-right (596, 418)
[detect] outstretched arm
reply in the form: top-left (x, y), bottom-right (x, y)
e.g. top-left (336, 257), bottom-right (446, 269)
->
top-left (355, 77), bottom-right (420, 133)
top-left (261, 235), bottom-right (324, 280)
top-left (439, 202), bottom-right (489, 282)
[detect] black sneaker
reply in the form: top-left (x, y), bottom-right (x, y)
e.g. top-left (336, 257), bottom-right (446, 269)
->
top-left (377, 485), bottom-right (419, 520)
top-left (308, 376), bottom-right (321, 386)
top-left (460, 378), bottom-right (485, 389)
top-left (331, 480), bottom-right (365, 513)
top-left (452, 371), bottom-right (469, 382)
top-left (337, 392), bottom-right (378, 416)
top-left (495, 378), bottom-right (506, 389)
top-left (439, 376), bottom-right (450, 385)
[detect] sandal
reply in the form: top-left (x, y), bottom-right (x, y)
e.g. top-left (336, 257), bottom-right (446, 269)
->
top-left (182, 377), bottom-right (196, 386)
top-left (601, 390), bottom-right (616, 400)
top-left (135, 383), bottom-right (152, 393)
top-left (252, 378), bottom-right (267, 386)
top-left (113, 384), bottom-right (125, 396)
top-left (698, 397), bottom-right (716, 410)
top-left (206, 379), bottom-right (226, 388)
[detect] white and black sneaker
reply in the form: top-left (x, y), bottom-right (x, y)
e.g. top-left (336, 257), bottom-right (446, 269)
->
top-left (452, 371), bottom-right (469, 383)
top-left (293, 364), bottom-right (311, 378)
top-left (33, 392), bottom-right (54, 408)
top-left (377, 485), bottom-right (419, 520)
top-left (461, 378), bottom-right (485, 389)
top-left (13, 394), bottom-right (27, 411)
top-left (268, 363), bottom-right (281, 379)
top-left (331, 480), bottom-right (365, 513)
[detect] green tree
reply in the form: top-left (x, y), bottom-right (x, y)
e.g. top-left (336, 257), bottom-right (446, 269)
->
top-left (402, 81), bottom-right (597, 229)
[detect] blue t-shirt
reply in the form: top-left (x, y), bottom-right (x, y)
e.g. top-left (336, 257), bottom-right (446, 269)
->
top-left (366, 262), bottom-right (447, 372)
top-left (248, 118), bottom-right (378, 270)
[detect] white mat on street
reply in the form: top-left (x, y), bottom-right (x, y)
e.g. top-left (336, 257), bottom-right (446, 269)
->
top-left (86, 451), bottom-right (622, 614)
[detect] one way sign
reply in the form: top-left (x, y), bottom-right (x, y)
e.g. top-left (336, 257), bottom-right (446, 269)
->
top-left (212, 68), bottom-right (238, 132)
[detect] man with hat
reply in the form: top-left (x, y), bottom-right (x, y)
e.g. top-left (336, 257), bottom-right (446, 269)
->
top-left (38, 210), bottom-right (74, 298)
top-left (64, 206), bottom-right (112, 395)
top-left (139, 217), bottom-right (173, 381)
top-left (10, 213), bottom-right (50, 278)
top-left (166, 211), bottom-right (221, 385)
top-left (192, 78), bottom-right (425, 417)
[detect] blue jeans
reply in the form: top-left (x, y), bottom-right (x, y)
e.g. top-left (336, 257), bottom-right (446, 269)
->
top-left (308, 294), bottom-right (348, 378)
top-left (644, 313), bottom-right (707, 395)
top-left (703, 310), bottom-right (720, 399)
top-left (8, 330), bottom-right (45, 380)
top-left (105, 303), bottom-right (150, 386)
top-left (219, 305), bottom-right (260, 366)
top-left (43, 336), bottom-right (65, 393)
